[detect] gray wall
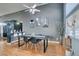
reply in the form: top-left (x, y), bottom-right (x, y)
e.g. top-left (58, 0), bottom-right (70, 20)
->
top-left (71, 10), bottom-right (79, 56)
top-left (65, 3), bottom-right (78, 17)
top-left (72, 39), bottom-right (79, 56)
top-left (0, 3), bottom-right (63, 41)
top-left (65, 7), bottom-right (79, 56)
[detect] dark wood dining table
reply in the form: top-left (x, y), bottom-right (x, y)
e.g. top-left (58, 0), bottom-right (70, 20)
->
top-left (17, 34), bottom-right (48, 53)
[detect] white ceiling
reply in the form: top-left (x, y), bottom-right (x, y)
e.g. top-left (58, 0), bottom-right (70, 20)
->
top-left (0, 3), bottom-right (45, 16)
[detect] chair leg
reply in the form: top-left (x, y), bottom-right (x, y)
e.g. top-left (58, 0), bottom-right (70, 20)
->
top-left (26, 43), bottom-right (29, 48)
top-left (38, 42), bottom-right (41, 52)
top-left (24, 41), bottom-right (28, 49)
top-left (31, 43), bottom-right (34, 50)
top-left (28, 42), bottom-right (31, 48)
top-left (35, 44), bottom-right (38, 52)
top-left (30, 42), bottom-right (41, 52)
top-left (31, 44), bottom-right (32, 49)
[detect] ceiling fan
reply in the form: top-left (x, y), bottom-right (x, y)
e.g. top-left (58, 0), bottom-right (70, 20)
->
top-left (23, 4), bottom-right (40, 14)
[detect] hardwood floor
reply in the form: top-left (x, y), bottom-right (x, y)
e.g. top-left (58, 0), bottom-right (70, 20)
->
top-left (0, 40), bottom-right (65, 56)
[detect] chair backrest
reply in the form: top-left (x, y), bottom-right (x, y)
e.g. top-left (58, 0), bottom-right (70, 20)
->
top-left (30, 37), bottom-right (36, 43)
top-left (31, 37), bottom-right (42, 44)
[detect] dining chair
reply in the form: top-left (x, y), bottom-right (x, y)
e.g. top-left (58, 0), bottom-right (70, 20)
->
top-left (30, 37), bottom-right (42, 52)
top-left (23, 36), bottom-right (31, 48)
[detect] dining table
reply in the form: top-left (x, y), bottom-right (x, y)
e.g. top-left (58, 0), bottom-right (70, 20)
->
top-left (17, 33), bottom-right (48, 53)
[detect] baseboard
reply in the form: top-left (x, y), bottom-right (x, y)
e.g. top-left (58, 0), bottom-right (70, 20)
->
top-left (48, 41), bottom-right (60, 44)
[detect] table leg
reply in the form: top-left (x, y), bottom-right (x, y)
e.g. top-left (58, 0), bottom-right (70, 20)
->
top-left (43, 40), bottom-right (45, 53)
top-left (43, 38), bottom-right (48, 53)
top-left (46, 38), bottom-right (48, 49)
top-left (18, 36), bottom-right (20, 47)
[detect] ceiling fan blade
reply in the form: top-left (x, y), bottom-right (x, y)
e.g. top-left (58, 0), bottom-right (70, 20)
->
top-left (32, 4), bottom-right (37, 8)
top-left (24, 10), bottom-right (29, 12)
top-left (34, 9), bottom-right (40, 12)
top-left (23, 4), bottom-right (30, 8)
